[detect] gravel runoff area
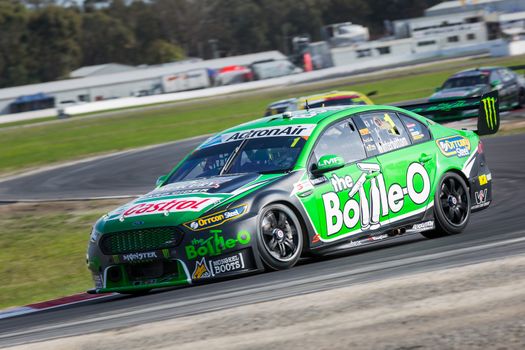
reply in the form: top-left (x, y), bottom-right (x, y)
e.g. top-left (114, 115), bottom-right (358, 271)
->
top-left (8, 254), bottom-right (525, 350)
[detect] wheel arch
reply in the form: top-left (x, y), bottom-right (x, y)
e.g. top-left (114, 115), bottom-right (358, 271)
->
top-left (247, 189), bottom-right (313, 255)
top-left (266, 199), bottom-right (312, 254)
top-left (440, 166), bottom-right (471, 191)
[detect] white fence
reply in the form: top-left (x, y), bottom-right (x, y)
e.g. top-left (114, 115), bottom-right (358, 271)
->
top-left (0, 43), bottom-right (509, 125)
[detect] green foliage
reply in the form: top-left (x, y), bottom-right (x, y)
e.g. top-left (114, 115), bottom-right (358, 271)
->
top-left (0, 1), bottom-right (31, 87)
top-left (145, 40), bottom-right (186, 65)
top-left (26, 5), bottom-right (82, 82)
top-left (80, 11), bottom-right (135, 65)
top-left (0, 0), bottom-right (442, 87)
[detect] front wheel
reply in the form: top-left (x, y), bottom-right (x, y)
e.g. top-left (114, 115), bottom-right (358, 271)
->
top-left (256, 204), bottom-right (303, 270)
top-left (422, 172), bottom-right (470, 239)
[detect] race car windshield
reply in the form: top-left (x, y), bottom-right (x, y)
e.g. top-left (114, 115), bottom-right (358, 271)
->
top-left (227, 136), bottom-right (306, 174)
top-left (442, 75), bottom-right (489, 89)
top-left (168, 136), bottom-right (306, 181)
top-left (168, 141), bottom-right (242, 182)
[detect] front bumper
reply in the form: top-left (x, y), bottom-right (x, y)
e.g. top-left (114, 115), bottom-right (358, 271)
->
top-left (87, 212), bottom-right (262, 293)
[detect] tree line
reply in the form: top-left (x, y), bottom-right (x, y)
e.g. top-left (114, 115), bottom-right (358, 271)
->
top-left (0, 0), bottom-right (439, 88)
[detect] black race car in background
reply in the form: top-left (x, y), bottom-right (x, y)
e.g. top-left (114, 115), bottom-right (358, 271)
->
top-left (430, 66), bottom-right (525, 111)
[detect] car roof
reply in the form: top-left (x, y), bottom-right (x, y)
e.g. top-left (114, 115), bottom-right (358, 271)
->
top-left (218, 104), bottom-right (393, 135)
top-left (452, 67), bottom-right (502, 77)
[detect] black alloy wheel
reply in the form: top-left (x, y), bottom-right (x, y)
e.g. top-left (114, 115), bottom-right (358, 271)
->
top-left (257, 204), bottom-right (303, 270)
top-left (440, 176), bottom-right (469, 226)
top-left (422, 172), bottom-right (471, 239)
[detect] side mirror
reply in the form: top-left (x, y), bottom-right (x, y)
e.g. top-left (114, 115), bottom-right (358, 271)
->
top-left (366, 90), bottom-right (378, 97)
top-left (156, 175), bottom-right (168, 187)
top-left (435, 87), bottom-right (442, 92)
top-left (311, 154), bottom-right (345, 175)
top-left (490, 80), bottom-right (500, 88)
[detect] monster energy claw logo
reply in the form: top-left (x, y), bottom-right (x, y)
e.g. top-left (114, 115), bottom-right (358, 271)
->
top-left (482, 97), bottom-right (497, 130)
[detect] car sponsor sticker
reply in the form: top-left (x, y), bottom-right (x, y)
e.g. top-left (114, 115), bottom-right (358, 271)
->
top-left (144, 176), bottom-right (241, 198)
top-left (359, 128), bottom-right (370, 135)
top-left (118, 197), bottom-right (220, 218)
top-left (199, 124), bottom-right (316, 148)
top-left (291, 179), bottom-right (314, 196)
top-left (209, 253), bottom-right (245, 276)
top-left (436, 136), bottom-right (471, 158)
top-left (115, 250), bottom-right (166, 264)
top-left (367, 233), bottom-right (389, 242)
top-left (322, 162), bottom-right (431, 236)
top-left (183, 205), bottom-right (248, 231)
top-left (406, 122), bottom-right (424, 141)
top-left (185, 230), bottom-right (251, 260)
top-left (191, 251), bottom-right (249, 280)
top-left (475, 188), bottom-right (488, 205)
top-left (192, 258), bottom-right (213, 280)
top-left (406, 220), bottom-right (435, 233)
top-left (478, 174), bottom-right (488, 186)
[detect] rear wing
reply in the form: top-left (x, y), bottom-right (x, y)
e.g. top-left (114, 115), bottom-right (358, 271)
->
top-left (396, 91), bottom-right (499, 136)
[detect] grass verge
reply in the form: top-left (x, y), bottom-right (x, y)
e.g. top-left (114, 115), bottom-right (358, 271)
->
top-left (1, 54), bottom-right (524, 176)
top-left (0, 199), bottom-right (127, 309)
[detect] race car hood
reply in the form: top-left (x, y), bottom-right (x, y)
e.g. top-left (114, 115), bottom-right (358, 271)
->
top-left (429, 85), bottom-right (487, 101)
top-left (96, 173), bottom-right (282, 233)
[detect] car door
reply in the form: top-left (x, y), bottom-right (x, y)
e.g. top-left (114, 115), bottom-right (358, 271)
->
top-left (356, 111), bottom-right (436, 226)
top-left (299, 118), bottom-right (384, 243)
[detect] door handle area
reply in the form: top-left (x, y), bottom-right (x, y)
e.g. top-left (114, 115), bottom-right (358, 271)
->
top-left (366, 171), bottom-right (380, 180)
top-left (419, 154), bottom-right (433, 163)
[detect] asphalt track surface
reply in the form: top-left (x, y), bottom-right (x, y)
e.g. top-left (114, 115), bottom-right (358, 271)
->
top-left (0, 107), bottom-right (523, 201)
top-left (0, 136), bottom-right (207, 201)
top-left (1, 132), bottom-right (525, 347)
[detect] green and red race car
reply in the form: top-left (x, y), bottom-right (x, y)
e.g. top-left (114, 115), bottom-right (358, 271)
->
top-left (86, 92), bottom-right (499, 294)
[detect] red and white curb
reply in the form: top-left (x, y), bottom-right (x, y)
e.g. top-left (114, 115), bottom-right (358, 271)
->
top-left (0, 293), bottom-right (115, 320)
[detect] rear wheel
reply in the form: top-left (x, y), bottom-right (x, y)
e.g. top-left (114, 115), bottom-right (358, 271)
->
top-left (422, 172), bottom-right (470, 239)
top-left (256, 204), bottom-right (303, 270)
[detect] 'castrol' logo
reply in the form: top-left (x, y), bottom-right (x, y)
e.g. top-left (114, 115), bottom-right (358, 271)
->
top-left (122, 197), bottom-right (219, 217)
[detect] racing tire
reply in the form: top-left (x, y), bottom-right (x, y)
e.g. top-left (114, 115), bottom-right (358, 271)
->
top-left (256, 203), bottom-right (303, 270)
top-left (422, 172), bottom-right (471, 239)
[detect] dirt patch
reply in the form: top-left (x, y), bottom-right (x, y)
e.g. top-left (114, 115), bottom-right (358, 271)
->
top-left (11, 254), bottom-right (525, 350)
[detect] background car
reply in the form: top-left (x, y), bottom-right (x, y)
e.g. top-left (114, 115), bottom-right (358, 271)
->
top-left (265, 90), bottom-right (376, 116)
top-left (87, 92), bottom-right (499, 295)
top-left (430, 66), bottom-right (525, 110)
